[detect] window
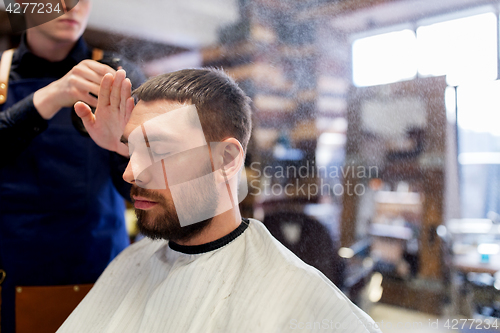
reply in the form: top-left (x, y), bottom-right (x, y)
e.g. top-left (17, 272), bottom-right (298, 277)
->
top-left (352, 29), bottom-right (417, 87)
top-left (352, 11), bottom-right (498, 87)
top-left (417, 12), bottom-right (497, 86)
top-left (457, 80), bottom-right (500, 219)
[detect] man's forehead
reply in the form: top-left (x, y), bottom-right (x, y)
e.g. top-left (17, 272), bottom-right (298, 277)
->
top-left (123, 100), bottom-right (193, 138)
top-left (130, 100), bottom-right (189, 124)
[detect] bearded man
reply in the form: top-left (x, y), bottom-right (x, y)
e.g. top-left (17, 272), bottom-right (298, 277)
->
top-left (57, 68), bottom-right (382, 333)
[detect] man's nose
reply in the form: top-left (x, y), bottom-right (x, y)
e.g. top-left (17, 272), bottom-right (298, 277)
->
top-left (124, 158), bottom-right (168, 189)
top-left (123, 162), bottom-right (152, 187)
top-left (123, 161), bottom-right (135, 185)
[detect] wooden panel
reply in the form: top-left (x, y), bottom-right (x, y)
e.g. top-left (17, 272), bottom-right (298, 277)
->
top-left (340, 173), bottom-right (359, 247)
top-left (201, 42), bottom-right (256, 65)
top-left (343, 76), bottom-right (447, 280)
top-left (419, 169), bottom-right (444, 279)
top-left (380, 278), bottom-right (443, 315)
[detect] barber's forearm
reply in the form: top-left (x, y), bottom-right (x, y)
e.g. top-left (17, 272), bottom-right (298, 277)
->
top-left (33, 84), bottom-right (64, 119)
top-left (0, 93), bottom-right (48, 167)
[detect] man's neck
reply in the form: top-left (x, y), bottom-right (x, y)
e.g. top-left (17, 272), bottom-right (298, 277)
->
top-left (175, 208), bottom-right (242, 246)
top-left (26, 31), bottom-right (76, 62)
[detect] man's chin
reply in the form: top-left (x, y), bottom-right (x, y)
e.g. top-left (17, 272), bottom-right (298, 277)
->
top-left (136, 223), bottom-right (167, 241)
top-left (135, 209), bottom-right (212, 242)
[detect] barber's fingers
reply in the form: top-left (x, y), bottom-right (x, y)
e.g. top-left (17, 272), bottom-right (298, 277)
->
top-left (110, 70), bottom-right (126, 110)
top-left (74, 101), bottom-right (96, 129)
top-left (74, 64), bottom-right (106, 86)
top-left (120, 78), bottom-right (132, 122)
top-left (80, 93), bottom-right (99, 108)
top-left (83, 60), bottom-right (116, 77)
top-left (72, 60), bottom-right (115, 88)
top-left (71, 77), bottom-right (100, 107)
top-left (125, 96), bottom-right (135, 125)
top-left (97, 73), bottom-right (114, 109)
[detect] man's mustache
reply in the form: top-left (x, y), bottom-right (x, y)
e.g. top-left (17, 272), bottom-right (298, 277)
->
top-left (130, 185), bottom-right (165, 204)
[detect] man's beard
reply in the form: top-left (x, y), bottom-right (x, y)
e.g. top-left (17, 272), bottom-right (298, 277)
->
top-left (130, 176), bottom-right (219, 242)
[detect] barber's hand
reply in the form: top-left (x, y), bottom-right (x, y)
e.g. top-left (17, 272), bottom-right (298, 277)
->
top-left (74, 69), bottom-right (134, 157)
top-left (33, 60), bottom-right (116, 120)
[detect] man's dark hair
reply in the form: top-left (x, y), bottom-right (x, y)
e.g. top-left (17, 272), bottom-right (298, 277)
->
top-left (133, 68), bottom-right (252, 152)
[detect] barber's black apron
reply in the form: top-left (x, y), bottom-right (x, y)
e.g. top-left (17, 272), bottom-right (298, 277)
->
top-left (0, 78), bottom-right (129, 332)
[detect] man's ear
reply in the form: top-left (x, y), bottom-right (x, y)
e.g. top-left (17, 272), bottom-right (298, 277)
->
top-left (210, 138), bottom-right (244, 184)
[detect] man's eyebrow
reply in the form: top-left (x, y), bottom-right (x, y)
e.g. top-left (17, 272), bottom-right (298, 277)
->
top-left (120, 136), bottom-right (128, 145)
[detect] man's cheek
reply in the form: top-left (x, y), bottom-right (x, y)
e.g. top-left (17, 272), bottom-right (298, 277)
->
top-left (135, 161), bottom-right (168, 190)
top-left (169, 173), bottom-right (227, 227)
top-left (163, 146), bottom-right (213, 186)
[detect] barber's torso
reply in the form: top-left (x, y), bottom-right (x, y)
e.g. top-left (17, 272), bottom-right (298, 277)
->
top-left (0, 36), bottom-right (130, 332)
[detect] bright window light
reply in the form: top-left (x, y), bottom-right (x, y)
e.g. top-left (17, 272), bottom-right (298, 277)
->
top-left (352, 29), bottom-right (417, 87)
top-left (417, 13), bottom-right (498, 86)
top-left (457, 80), bottom-right (500, 136)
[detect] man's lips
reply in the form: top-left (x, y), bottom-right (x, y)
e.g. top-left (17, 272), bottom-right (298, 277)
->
top-left (133, 196), bottom-right (158, 210)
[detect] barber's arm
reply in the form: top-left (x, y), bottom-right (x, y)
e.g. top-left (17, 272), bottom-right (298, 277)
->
top-left (0, 94), bottom-right (48, 167)
top-left (0, 60), bottom-right (116, 167)
top-left (33, 60), bottom-right (116, 120)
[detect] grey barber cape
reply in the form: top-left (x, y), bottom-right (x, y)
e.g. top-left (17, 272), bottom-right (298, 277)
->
top-left (57, 219), bottom-right (382, 333)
